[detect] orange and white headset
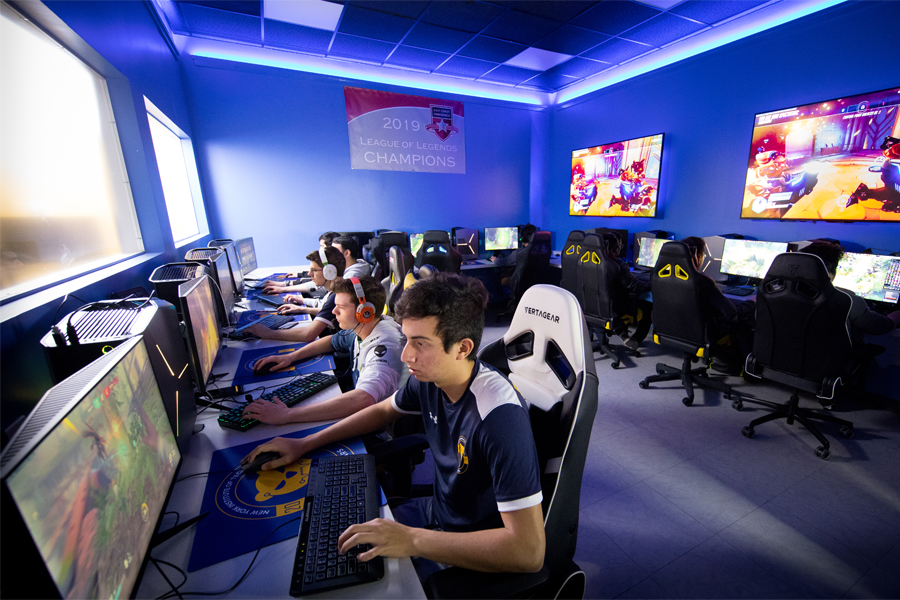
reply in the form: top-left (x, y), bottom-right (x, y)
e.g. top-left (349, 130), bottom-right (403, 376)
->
top-left (319, 248), bottom-right (338, 281)
top-left (350, 276), bottom-right (376, 324)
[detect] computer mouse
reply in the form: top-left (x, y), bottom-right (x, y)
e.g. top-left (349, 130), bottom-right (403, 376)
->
top-left (241, 451), bottom-right (282, 474)
top-left (254, 361), bottom-right (276, 376)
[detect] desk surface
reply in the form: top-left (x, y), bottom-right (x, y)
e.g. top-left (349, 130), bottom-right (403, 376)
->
top-left (139, 279), bottom-right (425, 599)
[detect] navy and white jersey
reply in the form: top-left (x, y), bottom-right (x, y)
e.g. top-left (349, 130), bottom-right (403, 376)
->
top-left (391, 360), bottom-right (542, 533)
top-left (313, 292), bottom-right (336, 330)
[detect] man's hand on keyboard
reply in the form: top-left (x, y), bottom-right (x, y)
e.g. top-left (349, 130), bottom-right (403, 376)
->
top-left (244, 437), bottom-right (311, 471)
top-left (241, 396), bottom-right (291, 425)
top-left (263, 283), bottom-right (288, 294)
top-left (246, 323), bottom-right (277, 339)
top-left (338, 518), bottom-right (415, 561)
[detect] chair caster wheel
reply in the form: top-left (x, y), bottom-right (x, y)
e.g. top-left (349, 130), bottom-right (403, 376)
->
top-left (732, 400), bottom-right (743, 411)
top-left (742, 426), bottom-right (755, 438)
top-left (815, 446), bottom-right (831, 460)
top-left (840, 426), bottom-right (854, 439)
top-left (639, 380), bottom-right (649, 389)
top-left (633, 351), bottom-right (641, 358)
top-left (656, 366), bottom-right (665, 375)
top-left (682, 397), bottom-right (693, 407)
top-left (698, 371), bottom-right (709, 378)
top-left (611, 362), bottom-right (620, 369)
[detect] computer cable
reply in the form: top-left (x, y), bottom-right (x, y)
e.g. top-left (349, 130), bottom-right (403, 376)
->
top-left (175, 470), bottom-right (234, 484)
top-left (150, 558), bottom-right (187, 600)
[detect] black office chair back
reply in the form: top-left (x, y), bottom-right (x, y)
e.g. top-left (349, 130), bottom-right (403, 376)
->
top-left (580, 233), bottom-right (622, 327)
top-left (415, 230), bottom-right (461, 274)
top-left (753, 253), bottom-right (853, 383)
top-left (650, 241), bottom-right (707, 353)
top-left (559, 230), bottom-right (584, 304)
top-left (512, 231), bottom-right (552, 298)
top-left (386, 245), bottom-right (409, 315)
top-left (368, 232), bottom-right (413, 280)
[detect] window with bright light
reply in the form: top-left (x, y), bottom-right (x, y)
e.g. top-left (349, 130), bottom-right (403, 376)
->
top-left (145, 99), bottom-right (208, 245)
top-left (0, 3), bottom-right (143, 300)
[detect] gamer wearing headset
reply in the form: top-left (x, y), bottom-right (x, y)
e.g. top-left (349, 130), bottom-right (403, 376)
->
top-left (243, 274), bottom-right (545, 579)
top-left (247, 246), bottom-right (346, 343)
top-left (280, 235), bottom-right (373, 312)
top-left (245, 275), bottom-right (409, 424)
top-left (261, 231), bottom-right (340, 295)
top-left (598, 232), bottom-right (653, 351)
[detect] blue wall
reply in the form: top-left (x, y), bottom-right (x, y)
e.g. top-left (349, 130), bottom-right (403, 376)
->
top-left (540, 0), bottom-right (900, 257)
top-left (182, 59), bottom-right (539, 265)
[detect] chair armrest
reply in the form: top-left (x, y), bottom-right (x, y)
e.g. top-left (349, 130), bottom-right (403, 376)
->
top-left (423, 566), bottom-right (549, 599)
top-left (366, 433), bottom-right (429, 462)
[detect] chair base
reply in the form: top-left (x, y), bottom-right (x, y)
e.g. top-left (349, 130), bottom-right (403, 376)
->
top-left (739, 390), bottom-right (854, 460)
top-left (639, 353), bottom-right (732, 406)
top-left (590, 327), bottom-right (638, 370)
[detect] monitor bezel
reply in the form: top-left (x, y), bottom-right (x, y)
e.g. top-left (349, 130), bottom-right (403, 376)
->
top-left (720, 239), bottom-right (790, 279)
top-left (178, 276), bottom-right (222, 396)
top-left (234, 237), bottom-right (258, 276)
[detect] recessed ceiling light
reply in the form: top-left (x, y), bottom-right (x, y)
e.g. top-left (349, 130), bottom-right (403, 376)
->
top-left (264, 0), bottom-right (343, 31)
top-left (505, 47), bottom-right (572, 72)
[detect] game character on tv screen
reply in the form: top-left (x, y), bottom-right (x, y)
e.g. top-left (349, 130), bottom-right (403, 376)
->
top-left (570, 171), bottom-right (597, 214)
top-left (610, 159), bottom-right (654, 213)
top-left (838, 136), bottom-right (900, 213)
top-left (746, 149), bottom-right (819, 215)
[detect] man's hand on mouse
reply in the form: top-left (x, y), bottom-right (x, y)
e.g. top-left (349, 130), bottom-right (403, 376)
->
top-left (276, 304), bottom-right (304, 315)
top-left (284, 293), bottom-right (304, 304)
top-left (242, 437), bottom-right (311, 471)
top-left (246, 323), bottom-right (275, 339)
top-left (254, 355), bottom-right (292, 373)
top-left (241, 396), bottom-right (291, 425)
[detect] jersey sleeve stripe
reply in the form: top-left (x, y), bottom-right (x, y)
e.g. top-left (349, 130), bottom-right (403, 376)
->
top-left (390, 392), bottom-right (421, 415)
top-left (497, 491), bottom-right (543, 513)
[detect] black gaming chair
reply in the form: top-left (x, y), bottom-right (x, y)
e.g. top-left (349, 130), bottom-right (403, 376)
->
top-left (367, 231), bottom-right (413, 281)
top-left (559, 230), bottom-right (585, 305)
top-left (742, 252), bottom-right (856, 460)
top-left (420, 284), bottom-right (597, 599)
top-left (639, 242), bottom-right (734, 406)
top-left (509, 231), bottom-right (552, 303)
top-left (385, 245), bottom-right (411, 316)
top-left (579, 233), bottom-right (640, 369)
top-left (414, 230), bottom-right (461, 274)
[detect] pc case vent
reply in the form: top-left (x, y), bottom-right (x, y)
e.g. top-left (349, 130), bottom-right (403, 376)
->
top-left (152, 264), bottom-right (204, 282)
top-left (67, 306), bottom-right (141, 342)
top-left (185, 248), bottom-right (219, 260)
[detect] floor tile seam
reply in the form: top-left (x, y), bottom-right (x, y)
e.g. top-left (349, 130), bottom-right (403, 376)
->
top-left (578, 508), bottom-right (653, 584)
top-left (708, 528), bottom-right (811, 599)
top-left (810, 463), bottom-right (900, 519)
top-left (613, 575), bottom-right (663, 600)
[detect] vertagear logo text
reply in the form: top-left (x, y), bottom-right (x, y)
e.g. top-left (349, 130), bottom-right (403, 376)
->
top-left (524, 307), bottom-right (560, 323)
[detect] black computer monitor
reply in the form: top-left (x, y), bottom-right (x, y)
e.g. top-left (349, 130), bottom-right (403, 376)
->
top-left (632, 230), bottom-right (671, 269)
top-left (336, 231), bottom-right (375, 250)
top-left (0, 336), bottom-right (180, 600)
top-left (833, 252), bottom-right (900, 304)
top-left (210, 250), bottom-right (234, 323)
top-left (452, 227), bottom-right (479, 260)
top-left (208, 239), bottom-right (244, 296)
top-left (178, 276), bottom-right (222, 396)
top-left (720, 239), bottom-right (789, 279)
top-left (234, 237), bottom-right (257, 276)
top-left (485, 227), bottom-right (518, 251)
top-left (635, 237), bottom-right (671, 268)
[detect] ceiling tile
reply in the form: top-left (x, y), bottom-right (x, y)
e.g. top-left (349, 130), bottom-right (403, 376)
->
top-left (506, 47), bottom-right (572, 71)
top-left (347, 1), bottom-right (428, 20)
top-left (178, 3), bottom-right (262, 42)
top-left (533, 24), bottom-right (609, 55)
top-left (403, 22), bottom-right (475, 54)
top-left (670, 0), bottom-right (769, 25)
top-left (329, 33), bottom-right (395, 62)
top-left (264, 0), bottom-right (343, 31)
top-left (178, 0), bottom-right (261, 17)
top-left (478, 64), bottom-right (542, 85)
top-left (636, 0), bottom-right (683, 9)
top-left (622, 12), bottom-right (707, 47)
top-left (264, 19), bottom-right (332, 53)
top-left (338, 5), bottom-right (414, 43)
top-left (434, 56), bottom-right (500, 79)
top-left (458, 35), bottom-right (526, 63)
top-left (547, 56), bottom-right (612, 78)
top-left (581, 37), bottom-right (652, 63)
top-left (420, 1), bottom-right (506, 33)
top-left (385, 46), bottom-right (450, 71)
top-left (509, 1), bottom-right (599, 23)
top-left (576, 0), bottom-right (661, 35)
top-left (521, 71), bottom-right (580, 91)
top-left (482, 10), bottom-right (562, 45)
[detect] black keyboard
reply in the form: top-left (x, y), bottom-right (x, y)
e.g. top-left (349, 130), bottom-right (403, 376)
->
top-left (719, 285), bottom-right (755, 296)
top-left (257, 295), bottom-right (286, 308)
top-left (218, 372), bottom-right (337, 431)
top-left (290, 455), bottom-right (383, 596)
top-left (233, 313), bottom-right (294, 333)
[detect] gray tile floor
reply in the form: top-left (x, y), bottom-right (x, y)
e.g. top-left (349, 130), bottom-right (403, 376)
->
top-left (477, 322), bottom-right (900, 599)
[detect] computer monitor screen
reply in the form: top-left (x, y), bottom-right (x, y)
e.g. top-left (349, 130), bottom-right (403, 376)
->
top-left (209, 240), bottom-right (244, 296)
top-left (178, 276), bottom-right (222, 394)
top-left (485, 227), bottom-right (518, 251)
top-left (453, 228), bottom-right (478, 260)
top-left (210, 250), bottom-right (234, 323)
top-left (570, 133), bottom-right (664, 217)
top-left (1, 337), bottom-right (180, 600)
top-left (720, 239), bottom-right (789, 279)
top-left (235, 237), bottom-right (257, 276)
top-left (741, 86), bottom-right (900, 221)
top-left (636, 238), bottom-right (670, 268)
top-left (833, 252), bottom-right (900, 304)
top-left (409, 233), bottom-right (424, 256)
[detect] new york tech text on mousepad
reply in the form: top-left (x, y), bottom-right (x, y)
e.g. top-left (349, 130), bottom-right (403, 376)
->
top-left (188, 428), bottom-right (375, 571)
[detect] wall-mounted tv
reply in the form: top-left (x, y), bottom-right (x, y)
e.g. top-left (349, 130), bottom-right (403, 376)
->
top-left (570, 133), bottom-right (663, 217)
top-left (741, 87), bottom-right (900, 221)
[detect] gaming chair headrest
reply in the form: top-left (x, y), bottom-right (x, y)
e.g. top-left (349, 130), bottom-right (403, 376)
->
top-left (655, 241), bottom-right (695, 271)
top-left (388, 245), bottom-right (406, 284)
top-left (765, 252), bottom-right (832, 285)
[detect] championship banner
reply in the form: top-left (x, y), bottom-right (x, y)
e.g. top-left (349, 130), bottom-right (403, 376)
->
top-left (344, 86), bottom-right (465, 174)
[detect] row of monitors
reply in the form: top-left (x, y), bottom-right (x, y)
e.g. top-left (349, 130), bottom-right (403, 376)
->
top-left (406, 227), bottom-right (520, 258)
top-left (635, 236), bottom-right (900, 304)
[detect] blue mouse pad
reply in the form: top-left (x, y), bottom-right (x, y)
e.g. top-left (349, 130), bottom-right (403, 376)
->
top-left (234, 311), bottom-right (309, 328)
top-left (231, 345), bottom-right (335, 387)
top-left (243, 288), bottom-right (291, 302)
top-left (187, 429), bottom-right (378, 572)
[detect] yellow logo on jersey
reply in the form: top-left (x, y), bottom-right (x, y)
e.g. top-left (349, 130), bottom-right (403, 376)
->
top-left (457, 436), bottom-right (468, 474)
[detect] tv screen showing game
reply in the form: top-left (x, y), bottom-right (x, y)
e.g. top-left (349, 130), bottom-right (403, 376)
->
top-left (1, 337), bottom-right (180, 600)
top-left (741, 87), bottom-right (900, 221)
top-left (832, 252), bottom-right (900, 304)
top-left (720, 239), bottom-right (789, 279)
top-left (485, 227), bottom-right (518, 251)
top-left (635, 237), bottom-right (670, 268)
top-left (570, 133), bottom-right (663, 217)
top-left (409, 233), bottom-right (424, 256)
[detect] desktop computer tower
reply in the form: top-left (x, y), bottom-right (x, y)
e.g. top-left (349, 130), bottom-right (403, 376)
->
top-left (40, 298), bottom-right (197, 454)
top-left (149, 262), bottom-right (209, 315)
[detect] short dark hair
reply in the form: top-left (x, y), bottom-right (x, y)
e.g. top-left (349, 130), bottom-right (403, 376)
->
top-left (332, 275), bottom-right (386, 316)
top-left (600, 232), bottom-right (622, 258)
top-left (306, 246), bottom-right (346, 276)
top-left (332, 235), bottom-right (360, 260)
top-left (319, 231), bottom-right (339, 246)
top-left (802, 241), bottom-right (845, 276)
top-left (520, 223), bottom-right (537, 245)
top-left (680, 236), bottom-right (706, 261)
top-left (395, 273), bottom-right (488, 360)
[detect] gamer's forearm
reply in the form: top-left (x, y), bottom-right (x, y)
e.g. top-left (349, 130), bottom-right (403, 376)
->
top-left (300, 398), bottom-right (399, 453)
top-left (286, 389), bottom-right (375, 424)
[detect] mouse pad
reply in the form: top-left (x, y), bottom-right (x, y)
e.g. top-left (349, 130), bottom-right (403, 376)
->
top-left (243, 288), bottom-right (292, 301)
top-left (187, 428), bottom-right (381, 572)
top-left (234, 311), bottom-right (309, 328)
top-left (231, 345), bottom-right (335, 387)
